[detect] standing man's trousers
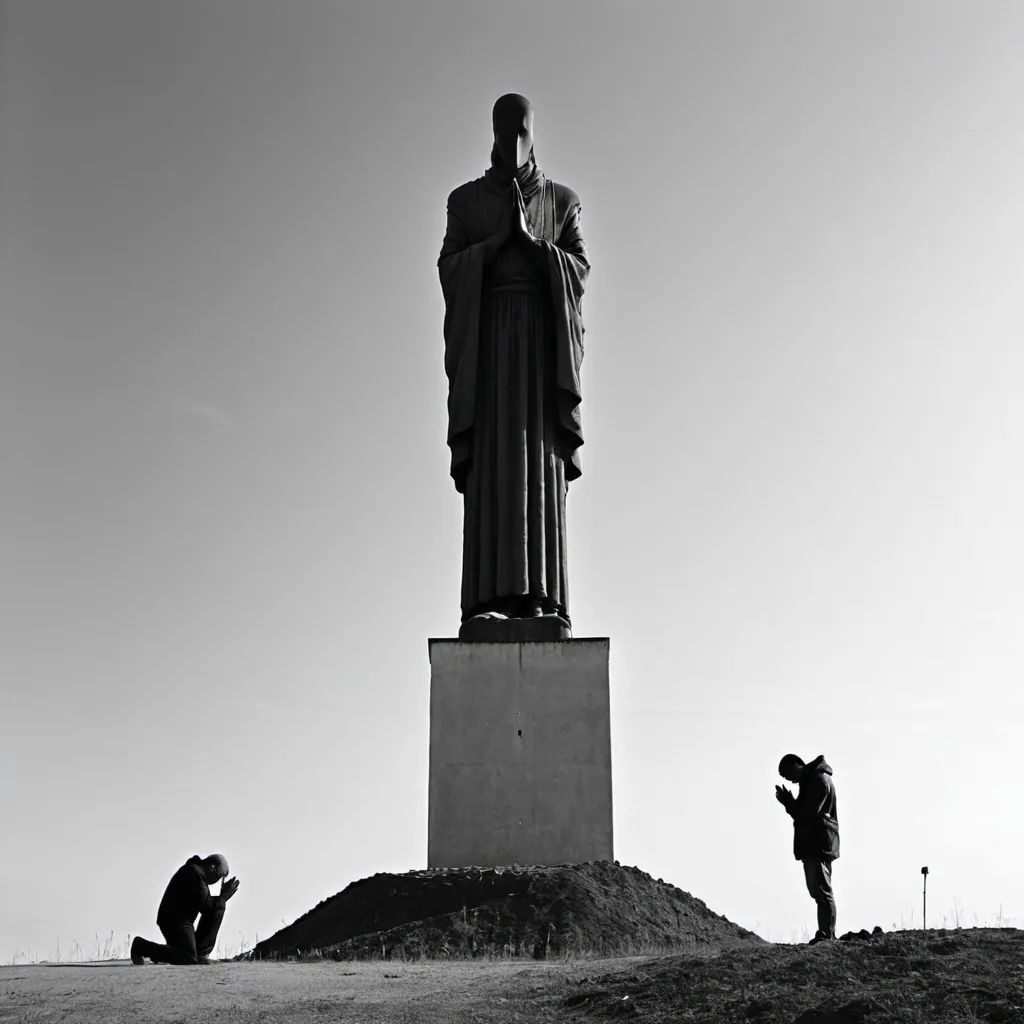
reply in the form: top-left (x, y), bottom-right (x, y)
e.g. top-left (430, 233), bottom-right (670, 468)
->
top-left (133, 901), bottom-right (224, 964)
top-left (802, 857), bottom-right (837, 938)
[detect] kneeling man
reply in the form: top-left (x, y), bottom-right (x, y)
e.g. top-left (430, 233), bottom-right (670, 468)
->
top-left (131, 853), bottom-right (240, 965)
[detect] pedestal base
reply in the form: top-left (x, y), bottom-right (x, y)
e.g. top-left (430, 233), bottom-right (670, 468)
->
top-left (427, 638), bottom-right (613, 868)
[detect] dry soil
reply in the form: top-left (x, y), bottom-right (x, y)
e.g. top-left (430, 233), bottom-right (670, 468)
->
top-left (250, 861), bottom-right (762, 960)
top-left (3, 927), bottom-right (1023, 1023)
top-left (0, 957), bottom-right (640, 1023)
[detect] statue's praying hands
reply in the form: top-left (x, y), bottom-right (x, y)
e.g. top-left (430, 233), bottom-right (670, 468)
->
top-left (512, 178), bottom-right (534, 241)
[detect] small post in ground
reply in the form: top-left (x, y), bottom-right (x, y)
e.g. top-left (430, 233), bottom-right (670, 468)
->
top-left (921, 866), bottom-right (929, 931)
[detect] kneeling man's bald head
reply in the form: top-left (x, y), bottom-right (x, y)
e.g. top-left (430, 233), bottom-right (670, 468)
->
top-left (202, 853), bottom-right (229, 883)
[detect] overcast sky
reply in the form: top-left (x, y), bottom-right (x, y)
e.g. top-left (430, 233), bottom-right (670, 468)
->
top-left (3, 0), bottom-right (1024, 959)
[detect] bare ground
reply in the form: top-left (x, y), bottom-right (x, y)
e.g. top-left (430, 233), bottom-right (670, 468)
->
top-left (3, 928), bottom-right (1023, 1023)
top-left (0, 957), bottom-right (634, 1023)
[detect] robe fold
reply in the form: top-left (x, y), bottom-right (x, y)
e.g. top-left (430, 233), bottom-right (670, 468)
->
top-left (438, 170), bottom-right (590, 622)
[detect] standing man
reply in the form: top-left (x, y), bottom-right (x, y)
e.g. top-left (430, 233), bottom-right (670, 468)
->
top-left (776, 754), bottom-right (840, 943)
top-left (131, 853), bottom-right (240, 965)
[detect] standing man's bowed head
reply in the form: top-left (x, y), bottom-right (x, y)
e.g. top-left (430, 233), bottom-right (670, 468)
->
top-left (775, 754), bottom-right (841, 943)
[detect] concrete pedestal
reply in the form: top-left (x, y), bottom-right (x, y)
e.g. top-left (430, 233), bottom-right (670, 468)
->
top-left (427, 639), bottom-right (613, 868)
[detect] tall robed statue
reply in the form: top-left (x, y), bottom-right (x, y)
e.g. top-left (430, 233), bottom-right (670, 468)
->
top-left (438, 94), bottom-right (591, 639)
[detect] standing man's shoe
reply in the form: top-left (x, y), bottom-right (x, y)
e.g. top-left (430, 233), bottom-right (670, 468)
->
top-left (130, 937), bottom-right (145, 965)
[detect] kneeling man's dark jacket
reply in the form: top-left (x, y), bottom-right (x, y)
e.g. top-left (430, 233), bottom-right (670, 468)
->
top-left (157, 855), bottom-right (220, 927)
top-left (788, 755), bottom-right (840, 861)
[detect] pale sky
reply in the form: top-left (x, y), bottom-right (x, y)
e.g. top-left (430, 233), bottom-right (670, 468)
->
top-left (2, 0), bottom-right (1024, 960)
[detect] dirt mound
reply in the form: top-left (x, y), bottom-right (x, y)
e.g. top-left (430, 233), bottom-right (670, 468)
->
top-left (565, 927), bottom-right (1024, 1023)
top-left (248, 861), bottom-right (765, 961)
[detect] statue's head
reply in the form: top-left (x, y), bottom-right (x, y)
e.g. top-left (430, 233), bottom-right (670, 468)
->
top-left (492, 93), bottom-right (534, 172)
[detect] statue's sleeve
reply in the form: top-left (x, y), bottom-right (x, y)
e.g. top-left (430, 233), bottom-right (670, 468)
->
top-left (437, 193), bottom-right (486, 491)
top-left (541, 198), bottom-right (590, 479)
top-left (548, 200), bottom-right (590, 313)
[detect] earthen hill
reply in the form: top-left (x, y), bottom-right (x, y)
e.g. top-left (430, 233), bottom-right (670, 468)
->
top-left (247, 860), bottom-right (765, 961)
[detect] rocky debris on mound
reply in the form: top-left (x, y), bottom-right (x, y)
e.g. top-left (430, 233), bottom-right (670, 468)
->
top-left (838, 926), bottom-right (884, 942)
top-left (790, 996), bottom-right (890, 1023)
top-left (248, 860), bottom-right (765, 961)
top-left (565, 927), bottom-right (1024, 1023)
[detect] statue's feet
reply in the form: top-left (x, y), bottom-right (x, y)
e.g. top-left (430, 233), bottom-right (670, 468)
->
top-left (463, 599), bottom-right (568, 625)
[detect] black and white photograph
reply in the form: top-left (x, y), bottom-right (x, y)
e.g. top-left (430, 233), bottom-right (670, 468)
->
top-left (3, 1), bottom-right (1023, 1020)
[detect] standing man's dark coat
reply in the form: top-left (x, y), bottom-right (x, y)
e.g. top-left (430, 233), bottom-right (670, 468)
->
top-left (788, 756), bottom-right (840, 862)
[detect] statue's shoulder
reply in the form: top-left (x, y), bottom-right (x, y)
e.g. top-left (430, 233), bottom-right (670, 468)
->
top-left (548, 180), bottom-right (582, 221)
top-left (447, 177), bottom-right (488, 210)
top-left (549, 180), bottom-right (581, 207)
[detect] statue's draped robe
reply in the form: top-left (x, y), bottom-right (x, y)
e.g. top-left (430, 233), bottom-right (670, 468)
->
top-left (438, 165), bottom-right (589, 622)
